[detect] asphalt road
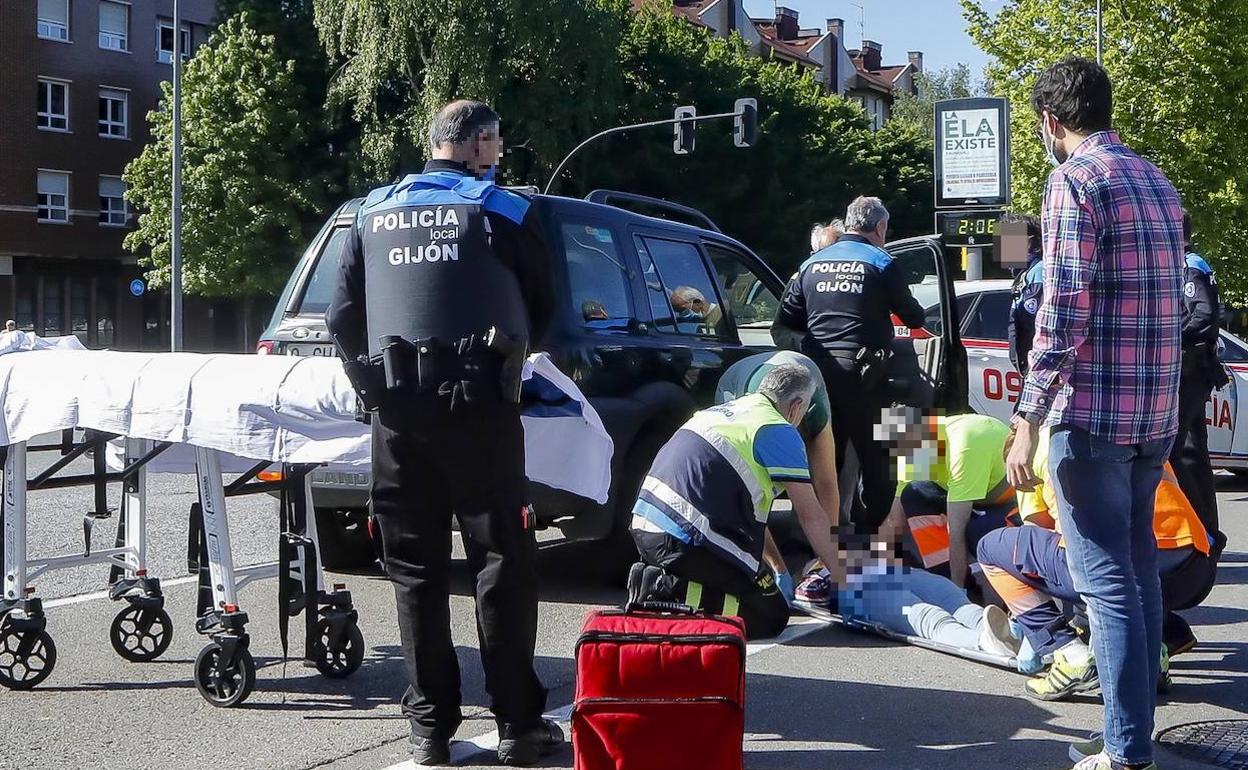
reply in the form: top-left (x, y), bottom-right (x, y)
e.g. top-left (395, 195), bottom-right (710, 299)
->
top-left (1, 451), bottom-right (1245, 770)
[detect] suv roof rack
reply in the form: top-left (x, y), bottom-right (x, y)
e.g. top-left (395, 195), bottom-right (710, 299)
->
top-left (584, 189), bottom-right (722, 233)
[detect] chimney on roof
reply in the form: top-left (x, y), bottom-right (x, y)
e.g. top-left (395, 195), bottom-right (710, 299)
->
top-left (861, 39), bottom-right (882, 71)
top-left (908, 51), bottom-right (924, 73)
top-left (826, 17), bottom-right (844, 41)
top-left (774, 6), bottom-right (799, 41)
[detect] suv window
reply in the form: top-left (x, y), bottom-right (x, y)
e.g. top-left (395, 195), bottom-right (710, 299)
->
top-left (295, 227), bottom-right (351, 316)
top-left (706, 244), bottom-right (779, 330)
top-left (635, 236), bottom-right (726, 337)
top-left (925, 292), bottom-right (977, 337)
top-left (962, 291), bottom-right (1011, 341)
top-left (562, 222), bottom-right (634, 330)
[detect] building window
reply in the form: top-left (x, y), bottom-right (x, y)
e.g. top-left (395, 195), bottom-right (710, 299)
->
top-left (99, 176), bottom-right (127, 226)
top-left (98, 88), bottom-right (128, 137)
top-left (37, 171), bottom-right (70, 223)
top-left (99, 1), bottom-right (128, 51)
top-left (70, 279), bottom-right (90, 342)
top-left (43, 279), bottom-right (63, 337)
top-left (96, 281), bottom-right (115, 346)
top-left (157, 20), bottom-right (191, 63)
top-left (37, 79), bottom-right (69, 131)
top-left (15, 281), bottom-right (36, 332)
top-left (37, 0), bottom-right (70, 41)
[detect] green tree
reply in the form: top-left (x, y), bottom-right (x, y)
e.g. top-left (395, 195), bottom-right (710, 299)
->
top-left (963, 0), bottom-right (1248, 299)
top-left (124, 13), bottom-right (332, 296)
top-left (891, 63), bottom-right (989, 140)
top-left (571, 2), bottom-right (933, 275)
top-left (312, 0), bottom-right (630, 180)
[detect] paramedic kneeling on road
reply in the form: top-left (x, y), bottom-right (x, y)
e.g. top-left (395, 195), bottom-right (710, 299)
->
top-left (879, 409), bottom-right (1016, 587)
top-left (717, 350), bottom-right (840, 601)
top-left (325, 100), bottom-right (559, 767)
top-left (628, 363), bottom-right (844, 639)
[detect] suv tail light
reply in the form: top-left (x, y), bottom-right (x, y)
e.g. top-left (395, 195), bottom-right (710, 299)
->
top-left (256, 340), bottom-right (275, 355)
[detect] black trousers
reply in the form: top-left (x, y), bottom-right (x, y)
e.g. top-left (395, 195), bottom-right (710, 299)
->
top-left (1170, 371), bottom-right (1220, 543)
top-left (632, 530), bottom-right (790, 640)
top-left (370, 394), bottom-right (545, 739)
top-left (819, 356), bottom-right (894, 535)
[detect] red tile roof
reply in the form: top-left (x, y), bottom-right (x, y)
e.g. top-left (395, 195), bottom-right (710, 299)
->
top-left (753, 21), bottom-right (822, 67)
top-left (876, 64), bottom-right (911, 83)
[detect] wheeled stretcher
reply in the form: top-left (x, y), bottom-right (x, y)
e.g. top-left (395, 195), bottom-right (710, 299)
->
top-left (0, 348), bottom-right (612, 706)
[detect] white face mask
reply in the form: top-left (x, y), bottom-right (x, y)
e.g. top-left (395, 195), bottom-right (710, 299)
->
top-left (1040, 112), bottom-right (1062, 168)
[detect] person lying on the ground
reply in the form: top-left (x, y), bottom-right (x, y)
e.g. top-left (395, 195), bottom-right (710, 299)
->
top-left (718, 350), bottom-right (840, 601)
top-left (977, 425), bottom-right (1217, 701)
top-left (876, 407), bottom-right (1017, 587)
top-left (627, 363), bottom-right (846, 640)
top-left (793, 539), bottom-right (1020, 659)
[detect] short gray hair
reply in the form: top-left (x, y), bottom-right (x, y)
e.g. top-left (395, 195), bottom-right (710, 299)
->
top-left (429, 100), bottom-right (500, 150)
top-left (844, 196), bottom-right (889, 234)
top-left (757, 363), bottom-right (815, 412)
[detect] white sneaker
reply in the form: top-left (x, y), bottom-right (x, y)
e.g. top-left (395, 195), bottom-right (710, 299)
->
top-left (978, 605), bottom-right (1023, 657)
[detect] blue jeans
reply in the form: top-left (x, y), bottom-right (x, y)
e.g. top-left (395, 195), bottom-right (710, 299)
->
top-left (1050, 426), bottom-right (1173, 766)
top-left (841, 568), bottom-right (984, 650)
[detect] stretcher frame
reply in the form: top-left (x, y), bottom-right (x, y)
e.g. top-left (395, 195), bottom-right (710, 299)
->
top-left (795, 603), bottom-right (1019, 670)
top-left (0, 429), bottom-right (364, 705)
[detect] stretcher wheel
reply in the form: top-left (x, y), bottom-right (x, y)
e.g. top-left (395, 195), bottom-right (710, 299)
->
top-left (312, 618), bottom-right (365, 679)
top-left (109, 606), bottom-right (173, 662)
top-left (193, 642), bottom-right (255, 707)
top-left (0, 621), bottom-right (57, 690)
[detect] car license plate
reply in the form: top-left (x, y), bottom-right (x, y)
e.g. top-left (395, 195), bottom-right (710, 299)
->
top-left (285, 343), bottom-right (335, 357)
top-left (311, 470), bottom-right (372, 487)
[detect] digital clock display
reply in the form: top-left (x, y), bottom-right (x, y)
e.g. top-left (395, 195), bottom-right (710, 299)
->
top-left (936, 210), bottom-right (1003, 246)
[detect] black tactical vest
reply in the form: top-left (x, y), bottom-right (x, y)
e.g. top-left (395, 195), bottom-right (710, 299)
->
top-left (358, 173), bottom-right (529, 358)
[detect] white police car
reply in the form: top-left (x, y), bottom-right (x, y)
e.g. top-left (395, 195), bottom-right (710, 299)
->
top-left (916, 279), bottom-right (1248, 472)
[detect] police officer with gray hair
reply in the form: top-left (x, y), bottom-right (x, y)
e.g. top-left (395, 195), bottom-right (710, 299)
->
top-left (773, 195), bottom-right (925, 535)
top-left (325, 99), bottom-right (559, 767)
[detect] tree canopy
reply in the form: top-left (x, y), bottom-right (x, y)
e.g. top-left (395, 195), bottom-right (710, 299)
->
top-left (890, 63), bottom-right (990, 141)
top-left (963, 0), bottom-right (1248, 299)
top-left (124, 9), bottom-right (350, 296)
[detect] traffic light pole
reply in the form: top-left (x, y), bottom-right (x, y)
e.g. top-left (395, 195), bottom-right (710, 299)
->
top-left (544, 109), bottom-right (743, 195)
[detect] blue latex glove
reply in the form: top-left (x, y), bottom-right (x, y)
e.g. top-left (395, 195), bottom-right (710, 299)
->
top-left (777, 571), bottom-right (796, 606)
top-left (1016, 636), bottom-right (1044, 674)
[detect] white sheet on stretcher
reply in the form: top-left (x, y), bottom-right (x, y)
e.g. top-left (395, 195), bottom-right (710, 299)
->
top-left (0, 349), bottom-right (613, 504)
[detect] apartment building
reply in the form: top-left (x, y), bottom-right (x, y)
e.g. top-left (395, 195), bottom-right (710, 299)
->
top-left (0, 0), bottom-right (220, 350)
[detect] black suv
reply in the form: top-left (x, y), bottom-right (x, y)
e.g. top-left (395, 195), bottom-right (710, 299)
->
top-left (258, 190), bottom-right (966, 568)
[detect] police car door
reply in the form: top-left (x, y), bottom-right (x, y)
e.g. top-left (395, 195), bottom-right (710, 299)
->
top-left (884, 236), bottom-right (967, 411)
top-left (959, 289), bottom-right (1017, 421)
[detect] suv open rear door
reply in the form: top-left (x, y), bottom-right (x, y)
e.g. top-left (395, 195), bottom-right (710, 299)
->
top-left (884, 235), bottom-right (968, 412)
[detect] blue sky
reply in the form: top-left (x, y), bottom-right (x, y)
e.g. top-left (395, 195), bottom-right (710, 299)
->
top-left (742, 0), bottom-right (994, 76)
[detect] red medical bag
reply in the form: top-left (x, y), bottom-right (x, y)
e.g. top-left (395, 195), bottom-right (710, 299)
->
top-left (572, 607), bottom-right (747, 770)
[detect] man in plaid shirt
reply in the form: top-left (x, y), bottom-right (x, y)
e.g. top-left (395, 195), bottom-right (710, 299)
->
top-left (1005, 58), bottom-right (1185, 770)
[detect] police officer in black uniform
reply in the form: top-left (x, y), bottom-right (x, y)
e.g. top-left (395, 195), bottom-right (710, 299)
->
top-left (773, 196), bottom-right (925, 534)
top-left (325, 100), bottom-right (560, 767)
top-left (1005, 213), bottom-right (1043, 378)
top-left (1172, 211), bottom-right (1228, 556)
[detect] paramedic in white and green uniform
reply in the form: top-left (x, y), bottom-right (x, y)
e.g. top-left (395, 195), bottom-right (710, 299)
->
top-left (628, 364), bottom-right (845, 639)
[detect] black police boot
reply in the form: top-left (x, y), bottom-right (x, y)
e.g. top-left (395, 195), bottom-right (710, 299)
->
top-left (410, 734), bottom-right (451, 766)
top-left (497, 719), bottom-right (564, 766)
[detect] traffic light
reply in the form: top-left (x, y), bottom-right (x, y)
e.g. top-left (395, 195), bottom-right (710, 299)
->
top-left (734, 98), bottom-right (757, 148)
top-left (673, 106), bottom-right (696, 155)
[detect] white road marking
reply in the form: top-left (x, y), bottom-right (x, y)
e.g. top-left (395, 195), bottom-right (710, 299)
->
top-left (386, 616), bottom-right (834, 769)
top-left (43, 561), bottom-right (279, 608)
